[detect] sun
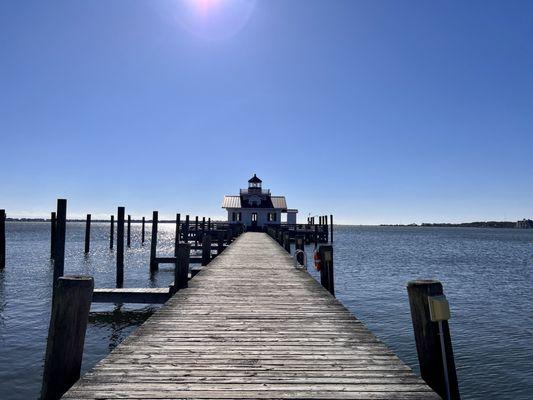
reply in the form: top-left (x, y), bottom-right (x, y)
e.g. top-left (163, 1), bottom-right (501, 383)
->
top-left (173, 0), bottom-right (257, 41)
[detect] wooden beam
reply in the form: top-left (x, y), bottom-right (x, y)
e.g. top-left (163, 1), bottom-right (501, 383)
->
top-left (116, 207), bottom-right (125, 288)
top-left (92, 288), bottom-right (169, 304)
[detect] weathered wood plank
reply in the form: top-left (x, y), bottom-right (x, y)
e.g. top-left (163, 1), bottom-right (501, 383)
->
top-left (64, 232), bottom-right (438, 399)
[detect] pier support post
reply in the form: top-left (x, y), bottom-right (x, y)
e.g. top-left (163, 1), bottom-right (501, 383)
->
top-left (150, 211), bottom-right (158, 272)
top-left (0, 209), bottom-right (5, 269)
top-left (141, 217), bottom-right (145, 245)
top-left (330, 214), bottom-right (334, 242)
top-left (226, 226), bottom-right (232, 245)
top-left (318, 245), bottom-right (334, 296)
top-left (109, 215), bottom-right (114, 250)
top-left (184, 215), bottom-right (190, 243)
top-left (295, 237), bottom-right (304, 265)
top-left (208, 218), bottom-right (211, 232)
top-left (217, 230), bottom-right (224, 255)
top-left (116, 207), bottom-right (125, 288)
top-left (314, 225), bottom-right (319, 247)
top-left (127, 215), bottom-right (131, 248)
top-left (407, 280), bottom-right (460, 400)
top-left (174, 213), bottom-right (181, 256)
top-left (50, 212), bottom-right (56, 259)
top-left (53, 199), bottom-right (67, 295)
top-left (41, 276), bottom-right (94, 400)
top-left (201, 234), bottom-right (211, 266)
top-left (284, 232), bottom-right (291, 253)
top-left (171, 243), bottom-right (190, 295)
top-left (84, 214), bottom-right (91, 254)
top-left (194, 216), bottom-right (199, 246)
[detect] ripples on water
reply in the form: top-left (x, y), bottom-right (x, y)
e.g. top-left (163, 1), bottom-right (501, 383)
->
top-left (0, 223), bottom-right (532, 399)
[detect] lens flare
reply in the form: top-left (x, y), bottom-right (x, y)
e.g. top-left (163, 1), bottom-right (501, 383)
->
top-left (173, 0), bottom-right (257, 41)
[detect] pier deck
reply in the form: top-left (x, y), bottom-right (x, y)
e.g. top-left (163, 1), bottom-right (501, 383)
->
top-left (64, 232), bottom-right (438, 399)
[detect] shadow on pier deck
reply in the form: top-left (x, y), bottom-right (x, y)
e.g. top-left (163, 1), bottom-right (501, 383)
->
top-left (63, 232), bottom-right (439, 399)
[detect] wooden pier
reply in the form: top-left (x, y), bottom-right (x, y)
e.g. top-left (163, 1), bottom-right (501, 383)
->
top-left (63, 232), bottom-right (438, 399)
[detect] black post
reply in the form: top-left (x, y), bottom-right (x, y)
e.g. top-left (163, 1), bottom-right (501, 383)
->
top-left (295, 236), bottom-right (304, 265)
top-left (184, 215), bottom-right (190, 243)
top-left (407, 280), bottom-right (460, 400)
top-left (201, 217), bottom-right (206, 241)
top-left (84, 214), bottom-right (91, 254)
top-left (116, 207), bottom-right (125, 288)
top-left (314, 225), bottom-right (318, 247)
top-left (319, 245), bottom-right (334, 296)
top-left (174, 213), bottom-right (181, 257)
top-left (0, 209), bottom-right (5, 269)
top-left (53, 199), bottom-right (67, 296)
top-left (141, 216), bottom-right (145, 245)
top-left (171, 243), bottom-right (190, 295)
top-left (217, 230), bottom-right (224, 255)
top-left (284, 232), bottom-right (291, 253)
top-left (195, 216), bottom-right (199, 246)
top-left (109, 215), bottom-right (114, 250)
top-left (150, 211), bottom-right (158, 272)
top-left (127, 215), bottom-right (131, 248)
top-left (208, 218), bottom-right (211, 231)
top-left (41, 276), bottom-right (94, 400)
top-left (330, 214), bottom-right (334, 242)
top-left (201, 234), bottom-right (211, 266)
top-left (50, 211), bottom-right (57, 259)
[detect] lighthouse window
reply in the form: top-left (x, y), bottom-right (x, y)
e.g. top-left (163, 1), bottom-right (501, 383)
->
top-left (268, 212), bottom-right (277, 222)
top-left (232, 212), bottom-right (242, 222)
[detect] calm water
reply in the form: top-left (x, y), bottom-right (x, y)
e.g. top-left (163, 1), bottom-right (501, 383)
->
top-left (0, 223), bottom-right (532, 399)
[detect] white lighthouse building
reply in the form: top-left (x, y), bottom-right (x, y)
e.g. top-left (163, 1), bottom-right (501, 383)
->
top-left (222, 175), bottom-right (298, 231)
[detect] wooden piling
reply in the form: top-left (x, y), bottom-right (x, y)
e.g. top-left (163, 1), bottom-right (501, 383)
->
top-left (407, 280), bottom-right (460, 400)
top-left (330, 214), bottom-right (334, 242)
top-left (202, 217), bottom-right (206, 239)
top-left (84, 214), bottom-right (91, 254)
top-left (127, 215), bottom-right (131, 248)
top-left (201, 234), bottom-right (211, 266)
top-left (195, 216), bottom-right (199, 246)
top-left (314, 225), bottom-right (319, 247)
top-left (295, 236), bottom-right (304, 265)
top-left (319, 245), bottom-right (334, 296)
top-left (109, 215), bottom-right (114, 250)
top-left (141, 217), bottom-right (145, 245)
top-left (217, 230), bottom-right (224, 255)
top-left (116, 207), bottom-right (125, 288)
top-left (208, 218), bottom-right (211, 231)
top-left (50, 211), bottom-right (57, 259)
top-left (171, 243), bottom-right (190, 295)
top-left (53, 199), bottom-right (67, 294)
top-left (283, 232), bottom-right (291, 253)
top-left (0, 209), bottom-right (5, 269)
top-left (174, 213), bottom-right (181, 257)
top-left (184, 215), bottom-right (190, 243)
top-left (41, 276), bottom-right (94, 400)
top-left (150, 211), bottom-right (158, 272)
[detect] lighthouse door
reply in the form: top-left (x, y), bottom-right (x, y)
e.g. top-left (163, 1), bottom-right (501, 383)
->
top-left (251, 212), bottom-right (258, 229)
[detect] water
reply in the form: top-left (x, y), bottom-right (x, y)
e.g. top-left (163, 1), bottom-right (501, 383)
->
top-left (1, 223), bottom-right (532, 399)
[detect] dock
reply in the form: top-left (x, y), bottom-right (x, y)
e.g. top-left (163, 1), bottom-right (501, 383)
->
top-left (63, 232), bottom-right (438, 399)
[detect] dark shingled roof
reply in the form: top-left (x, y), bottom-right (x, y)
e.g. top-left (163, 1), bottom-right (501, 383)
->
top-left (248, 174), bottom-right (262, 184)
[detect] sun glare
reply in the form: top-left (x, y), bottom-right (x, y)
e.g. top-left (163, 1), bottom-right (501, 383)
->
top-left (174, 0), bottom-right (257, 40)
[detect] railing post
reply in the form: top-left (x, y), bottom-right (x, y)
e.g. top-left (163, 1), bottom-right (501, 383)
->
top-left (116, 207), bottom-right (125, 288)
top-left (208, 218), bottom-right (211, 231)
top-left (127, 214), bottom-right (131, 248)
top-left (194, 216), bottom-right (199, 246)
top-left (314, 225), bottom-right (318, 247)
top-left (53, 199), bottom-right (67, 296)
top-left (50, 211), bottom-right (56, 259)
top-left (171, 243), bottom-right (190, 295)
top-left (141, 216), bottom-right (145, 245)
top-left (201, 234), bottom-right (212, 266)
top-left (226, 226), bottom-right (233, 244)
top-left (109, 215), bottom-right (114, 250)
top-left (0, 209), bottom-right (5, 269)
top-left (41, 276), bottom-right (94, 400)
top-left (84, 214), bottom-right (91, 254)
top-left (318, 245), bottom-right (334, 296)
top-left (150, 211), bottom-right (158, 272)
top-left (407, 280), bottom-right (460, 400)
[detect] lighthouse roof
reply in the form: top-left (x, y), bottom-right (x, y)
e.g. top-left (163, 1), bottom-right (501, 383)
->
top-left (248, 174), bottom-right (262, 184)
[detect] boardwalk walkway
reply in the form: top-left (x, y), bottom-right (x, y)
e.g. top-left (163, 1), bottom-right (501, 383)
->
top-left (64, 232), bottom-right (439, 399)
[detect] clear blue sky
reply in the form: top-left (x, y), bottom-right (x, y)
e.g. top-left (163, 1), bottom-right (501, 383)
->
top-left (1, 0), bottom-right (532, 224)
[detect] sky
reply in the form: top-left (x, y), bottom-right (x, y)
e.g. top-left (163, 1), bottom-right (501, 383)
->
top-left (1, 0), bottom-right (532, 224)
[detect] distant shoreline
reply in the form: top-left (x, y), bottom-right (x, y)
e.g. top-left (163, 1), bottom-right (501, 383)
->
top-left (5, 218), bottom-right (532, 229)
